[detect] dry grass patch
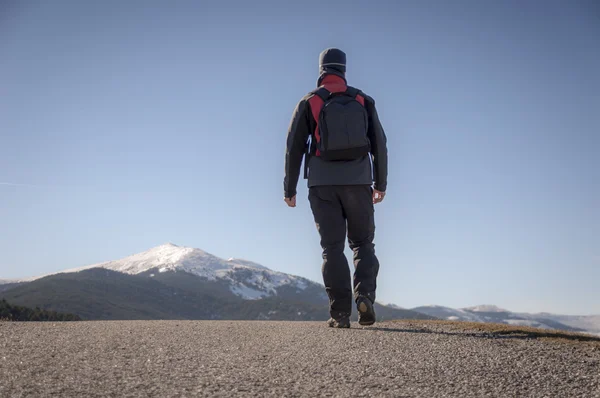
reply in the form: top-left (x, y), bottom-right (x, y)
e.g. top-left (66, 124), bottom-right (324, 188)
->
top-left (392, 319), bottom-right (600, 346)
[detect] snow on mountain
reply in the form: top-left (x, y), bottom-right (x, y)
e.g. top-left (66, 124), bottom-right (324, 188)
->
top-left (516, 313), bottom-right (600, 335)
top-left (411, 305), bottom-right (487, 322)
top-left (226, 258), bottom-right (270, 271)
top-left (30, 243), bottom-right (315, 300)
top-left (504, 319), bottom-right (549, 328)
top-left (464, 305), bottom-right (509, 313)
top-left (379, 302), bottom-right (405, 309)
top-left (0, 279), bottom-right (13, 285)
top-left (411, 305), bottom-right (600, 335)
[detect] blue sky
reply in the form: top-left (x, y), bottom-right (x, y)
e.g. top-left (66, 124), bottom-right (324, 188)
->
top-left (1, 0), bottom-right (599, 314)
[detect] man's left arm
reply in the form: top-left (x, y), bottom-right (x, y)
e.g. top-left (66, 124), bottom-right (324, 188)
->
top-left (365, 96), bottom-right (388, 203)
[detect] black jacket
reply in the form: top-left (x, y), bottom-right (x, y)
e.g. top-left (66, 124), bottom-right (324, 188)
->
top-left (284, 76), bottom-right (388, 198)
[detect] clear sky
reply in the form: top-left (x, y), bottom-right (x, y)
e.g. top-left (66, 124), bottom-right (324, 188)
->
top-left (1, 0), bottom-right (599, 314)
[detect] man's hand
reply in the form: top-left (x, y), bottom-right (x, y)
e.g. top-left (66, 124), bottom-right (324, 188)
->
top-left (284, 196), bottom-right (297, 208)
top-left (373, 189), bottom-right (386, 204)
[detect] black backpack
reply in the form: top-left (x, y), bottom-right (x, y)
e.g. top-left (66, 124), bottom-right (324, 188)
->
top-left (312, 86), bottom-right (370, 161)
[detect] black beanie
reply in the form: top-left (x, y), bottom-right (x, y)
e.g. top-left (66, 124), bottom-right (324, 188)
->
top-left (319, 48), bottom-right (346, 74)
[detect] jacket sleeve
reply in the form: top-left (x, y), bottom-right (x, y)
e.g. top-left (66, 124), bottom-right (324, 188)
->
top-left (365, 97), bottom-right (388, 192)
top-left (283, 99), bottom-right (311, 198)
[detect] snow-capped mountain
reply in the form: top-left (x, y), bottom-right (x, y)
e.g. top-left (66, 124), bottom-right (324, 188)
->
top-left (464, 305), bottom-right (509, 313)
top-left (379, 303), bottom-right (404, 310)
top-left (411, 305), bottom-right (487, 322)
top-left (45, 243), bottom-right (315, 300)
top-left (0, 243), bottom-right (435, 322)
top-left (411, 305), bottom-right (600, 335)
top-left (0, 279), bottom-right (12, 285)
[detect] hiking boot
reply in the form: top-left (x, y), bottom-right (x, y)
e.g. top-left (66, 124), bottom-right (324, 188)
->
top-left (327, 316), bottom-right (350, 328)
top-left (357, 297), bottom-right (376, 326)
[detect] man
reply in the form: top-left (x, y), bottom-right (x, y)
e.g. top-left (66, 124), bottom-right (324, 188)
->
top-left (283, 48), bottom-right (388, 328)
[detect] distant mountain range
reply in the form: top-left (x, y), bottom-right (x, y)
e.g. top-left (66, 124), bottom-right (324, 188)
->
top-left (3, 244), bottom-right (597, 333)
top-left (409, 305), bottom-right (600, 335)
top-left (0, 243), bottom-right (431, 322)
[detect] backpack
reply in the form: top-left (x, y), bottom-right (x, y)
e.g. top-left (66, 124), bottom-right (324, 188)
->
top-left (310, 86), bottom-right (370, 161)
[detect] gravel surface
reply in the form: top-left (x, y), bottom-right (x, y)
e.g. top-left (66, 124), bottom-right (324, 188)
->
top-left (1, 320), bottom-right (599, 397)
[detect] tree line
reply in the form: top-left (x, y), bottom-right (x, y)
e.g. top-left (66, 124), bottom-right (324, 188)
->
top-left (0, 299), bottom-right (81, 321)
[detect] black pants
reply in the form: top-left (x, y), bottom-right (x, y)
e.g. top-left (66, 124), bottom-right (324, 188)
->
top-left (308, 185), bottom-right (380, 318)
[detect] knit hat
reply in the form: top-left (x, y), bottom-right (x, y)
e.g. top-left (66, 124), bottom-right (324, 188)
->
top-left (319, 48), bottom-right (346, 74)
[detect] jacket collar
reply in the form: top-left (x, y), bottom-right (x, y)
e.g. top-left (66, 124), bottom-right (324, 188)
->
top-left (317, 72), bottom-right (347, 87)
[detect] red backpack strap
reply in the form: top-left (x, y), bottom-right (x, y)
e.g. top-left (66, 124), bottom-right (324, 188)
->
top-left (308, 97), bottom-right (322, 127)
top-left (355, 94), bottom-right (365, 106)
top-left (308, 87), bottom-right (331, 146)
top-left (304, 88), bottom-right (332, 178)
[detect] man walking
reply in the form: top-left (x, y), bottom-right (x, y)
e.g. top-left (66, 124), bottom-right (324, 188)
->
top-left (283, 48), bottom-right (388, 328)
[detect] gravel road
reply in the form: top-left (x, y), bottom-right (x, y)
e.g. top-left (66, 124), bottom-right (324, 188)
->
top-left (1, 320), bottom-right (599, 397)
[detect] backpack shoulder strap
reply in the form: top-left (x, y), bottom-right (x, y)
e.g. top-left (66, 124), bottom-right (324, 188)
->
top-left (345, 86), bottom-right (360, 97)
top-left (313, 87), bottom-right (331, 101)
top-left (346, 86), bottom-right (366, 106)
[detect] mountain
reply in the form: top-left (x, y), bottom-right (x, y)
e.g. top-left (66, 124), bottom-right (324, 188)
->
top-left (515, 313), bottom-right (600, 336)
top-left (0, 244), bottom-right (432, 322)
top-left (48, 243), bottom-right (315, 300)
top-left (411, 305), bottom-right (600, 335)
top-left (464, 305), bottom-right (509, 313)
top-left (411, 305), bottom-right (486, 323)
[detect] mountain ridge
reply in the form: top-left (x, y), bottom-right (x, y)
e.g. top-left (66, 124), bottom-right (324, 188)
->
top-left (410, 304), bottom-right (600, 335)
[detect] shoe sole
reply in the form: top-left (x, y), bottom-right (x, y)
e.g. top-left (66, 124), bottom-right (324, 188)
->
top-left (358, 301), bottom-right (376, 326)
top-left (327, 318), bottom-right (350, 328)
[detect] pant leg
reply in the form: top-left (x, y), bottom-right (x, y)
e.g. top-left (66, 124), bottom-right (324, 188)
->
top-left (308, 186), bottom-right (352, 318)
top-left (338, 185), bottom-right (380, 303)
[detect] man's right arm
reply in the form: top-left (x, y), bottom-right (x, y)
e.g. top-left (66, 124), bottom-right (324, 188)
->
top-left (365, 97), bottom-right (388, 193)
top-left (283, 99), bottom-right (311, 199)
